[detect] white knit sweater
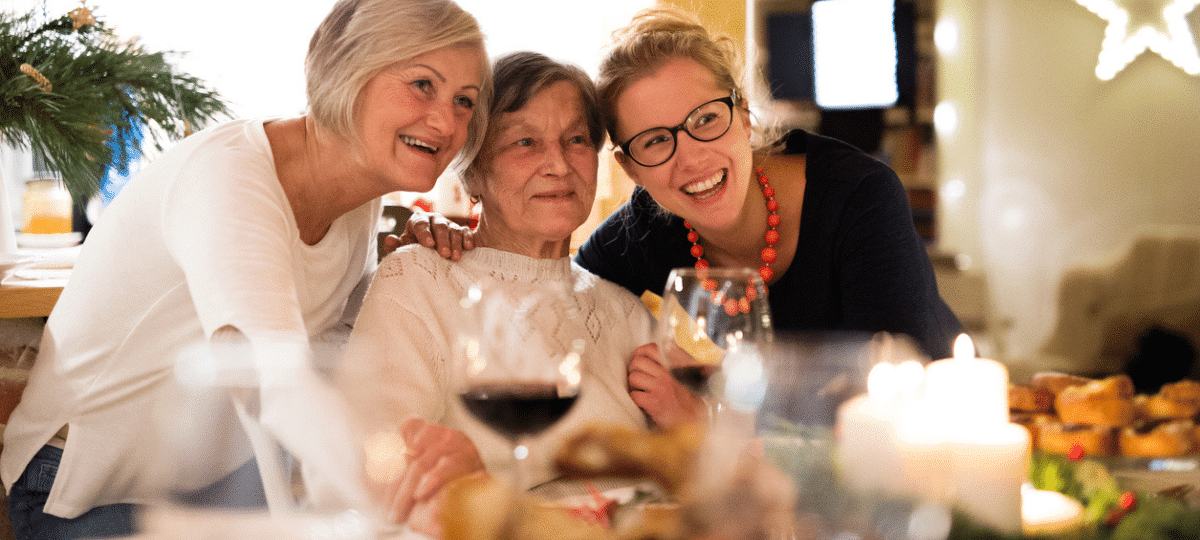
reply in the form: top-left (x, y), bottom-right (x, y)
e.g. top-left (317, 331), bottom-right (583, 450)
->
top-left (338, 246), bottom-right (653, 488)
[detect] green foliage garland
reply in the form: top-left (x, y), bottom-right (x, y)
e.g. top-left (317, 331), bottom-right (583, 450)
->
top-left (1, 4), bottom-right (230, 198)
top-left (762, 416), bottom-right (1200, 540)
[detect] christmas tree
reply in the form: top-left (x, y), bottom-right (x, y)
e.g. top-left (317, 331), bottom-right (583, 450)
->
top-left (0, 4), bottom-right (230, 199)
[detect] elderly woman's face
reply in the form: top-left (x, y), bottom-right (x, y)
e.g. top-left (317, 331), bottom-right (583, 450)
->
top-left (480, 81), bottom-right (598, 247)
top-left (357, 43), bottom-right (483, 193)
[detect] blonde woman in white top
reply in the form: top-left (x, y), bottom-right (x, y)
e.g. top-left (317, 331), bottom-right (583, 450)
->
top-left (1, 1), bottom-right (490, 538)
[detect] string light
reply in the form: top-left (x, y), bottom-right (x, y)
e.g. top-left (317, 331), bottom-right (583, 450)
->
top-left (1074, 0), bottom-right (1200, 80)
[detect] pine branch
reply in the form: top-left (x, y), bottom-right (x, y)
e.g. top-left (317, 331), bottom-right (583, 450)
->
top-left (1, 6), bottom-right (231, 198)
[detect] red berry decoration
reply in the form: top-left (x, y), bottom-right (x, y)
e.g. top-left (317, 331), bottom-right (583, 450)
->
top-left (767, 214), bottom-right (781, 228)
top-left (690, 244), bottom-right (704, 259)
top-left (761, 247), bottom-right (777, 264)
top-left (766, 200), bottom-right (779, 212)
top-left (687, 230), bottom-right (699, 243)
top-left (765, 230), bottom-right (780, 245)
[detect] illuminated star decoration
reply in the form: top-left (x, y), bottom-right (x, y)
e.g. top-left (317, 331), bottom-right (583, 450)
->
top-left (1074, 0), bottom-right (1200, 79)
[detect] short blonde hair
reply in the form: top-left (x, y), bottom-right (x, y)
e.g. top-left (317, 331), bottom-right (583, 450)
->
top-left (597, 7), bottom-right (779, 152)
top-left (305, 0), bottom-right (492, 171)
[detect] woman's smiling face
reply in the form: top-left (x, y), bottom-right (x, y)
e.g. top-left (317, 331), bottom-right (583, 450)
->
top-left (356, 43), bottom-right (484, 192)
top-left (613, 57), bottom-right (754, 232)
top-left (477, 81), bottom-right (599, 257)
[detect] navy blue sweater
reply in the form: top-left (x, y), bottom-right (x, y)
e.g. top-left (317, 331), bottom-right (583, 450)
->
top-left (576, 130), bottom-right (962, 360)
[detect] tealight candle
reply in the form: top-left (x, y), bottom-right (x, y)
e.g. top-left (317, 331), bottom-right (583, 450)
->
top-left (1021, 483), bottom-right (1085, 537)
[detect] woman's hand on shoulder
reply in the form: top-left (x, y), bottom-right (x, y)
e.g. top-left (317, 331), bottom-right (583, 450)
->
top-left (626, 343), bottom-right (706, 430)
top-left (387, 210), bottom-right (474, 261)
top-left (381, 418), bottom-right (486, 534)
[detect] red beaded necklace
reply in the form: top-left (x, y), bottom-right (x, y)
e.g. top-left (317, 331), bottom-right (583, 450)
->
top-left (683, 167), bottom-right (780, 292)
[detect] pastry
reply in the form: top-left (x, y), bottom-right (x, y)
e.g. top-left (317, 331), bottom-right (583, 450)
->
top-left (1037, 422), bottom-right (1117, 456)
top-left (1134, 393), bottom-right (1200, 421)
top-left (1009, 384), bottom-right (1053, 413)
top-left (1119, 421), bottom-right (1193, 457)
top-left (554, 423), bottom-right (704, 492)
top-left (1029, 372), bottom-right (1092, 397)
top-left (1011, 412), bottom-right (1054, 449)
top-left (1160, 380), bottom-right (1200, 409)
top-left (1054, 376), bottom-right (1136, 426)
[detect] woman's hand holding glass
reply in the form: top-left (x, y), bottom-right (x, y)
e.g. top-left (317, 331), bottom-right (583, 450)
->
top-left (626, 343), bottom-right (707, 429)
top-left (656, 267), bottom-right (773, 421)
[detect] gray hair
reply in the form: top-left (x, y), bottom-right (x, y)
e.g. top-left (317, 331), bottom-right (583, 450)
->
top-left (462, 51), bottom-right (603, 197)
top-left (305, 0), bottom-right (492, 171)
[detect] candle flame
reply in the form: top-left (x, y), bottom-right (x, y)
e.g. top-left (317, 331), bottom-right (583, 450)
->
top-left (867, 362), bottom-right (897, 399)
top-left (896, 360), bottom-right (925, 393)
top-left (953, 334), bottom-right (975, 360)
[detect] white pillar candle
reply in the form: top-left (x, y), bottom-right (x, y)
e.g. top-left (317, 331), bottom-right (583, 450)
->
top-left (837, 394), bottom-right (904, 495)
top-left (921, 334), bottom-right (1030, 535)
top-left (948, 423), bottom-right (1030, 533)
top-left (923, 335), bottom-right (1009, 426)
top-left (835, 360), bottom-right (925, 496)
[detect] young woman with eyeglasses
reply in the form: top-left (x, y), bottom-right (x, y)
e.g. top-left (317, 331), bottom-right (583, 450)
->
top-left (403, 7), bottom-right (962, 425)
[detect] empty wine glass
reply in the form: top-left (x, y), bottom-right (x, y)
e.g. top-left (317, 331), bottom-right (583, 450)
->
top-left (454, 280), bottom-right (584, 490)
top-left (657, 267), bottom-right (774, 420)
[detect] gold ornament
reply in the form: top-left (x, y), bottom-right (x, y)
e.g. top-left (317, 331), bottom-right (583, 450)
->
top-left (19, 63), bottom-right (52, 92)
top-left (68, 6), bottom-right (96, 30)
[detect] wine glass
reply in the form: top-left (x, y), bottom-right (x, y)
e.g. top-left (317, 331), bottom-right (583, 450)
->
top-left (657, 267), bottom-right (774, 420)
top-left (454, 280), bottom-right (584, 490)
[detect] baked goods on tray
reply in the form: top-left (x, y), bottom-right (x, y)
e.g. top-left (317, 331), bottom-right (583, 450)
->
top-left (1014, 372), bottom-right (1200, 458)
top-left (441, 422), bottom-right (796, 540)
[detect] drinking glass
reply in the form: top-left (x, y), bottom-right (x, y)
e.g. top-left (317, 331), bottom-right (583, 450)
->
top-left (657, 267), bottom-right (774, 419)
top-left (454, 281), bottom-right (584, 490)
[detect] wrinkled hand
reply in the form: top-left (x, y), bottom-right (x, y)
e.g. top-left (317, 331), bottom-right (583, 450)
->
top-left (392, 210), bottom-right (474, 261)
top-left (627, 343), bottom-right (707, 430)
top-left (383, 418), bottom-right (485, 536)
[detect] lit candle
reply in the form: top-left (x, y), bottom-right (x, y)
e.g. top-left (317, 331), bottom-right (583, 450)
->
top-left (921, 334), bottom-right (1031, 534)
top-left (1021, 483), bottom-right (1084, 537)
top-left (836, 360), bottom-right (924, 497)
top-left (923, 334), bottom-right (1009, 426)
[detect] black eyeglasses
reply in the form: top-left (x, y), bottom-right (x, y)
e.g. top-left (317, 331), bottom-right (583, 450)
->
top-left (617, 94), bottom-right (736, 168)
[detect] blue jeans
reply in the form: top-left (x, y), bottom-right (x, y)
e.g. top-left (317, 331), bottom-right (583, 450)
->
top-left (7, 445), bottom-right (269, 540)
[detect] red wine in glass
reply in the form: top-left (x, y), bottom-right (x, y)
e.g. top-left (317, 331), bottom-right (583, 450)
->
top-left (670, 365), bottom-right (719, 395)
top-left (459, 382), bottom-right (579, 439)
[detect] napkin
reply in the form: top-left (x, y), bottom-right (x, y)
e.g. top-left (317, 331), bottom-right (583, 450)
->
top-left (640, 290), bottom-right (723, 365)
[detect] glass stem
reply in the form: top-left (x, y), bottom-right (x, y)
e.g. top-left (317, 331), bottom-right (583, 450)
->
top-left (512, 436), bottom-right (531, 492)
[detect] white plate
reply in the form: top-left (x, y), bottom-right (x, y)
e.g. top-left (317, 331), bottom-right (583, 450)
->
top-left (0, 254), bottom-right (45, 282)
top-left (16, 232), bottom-right (82, 249)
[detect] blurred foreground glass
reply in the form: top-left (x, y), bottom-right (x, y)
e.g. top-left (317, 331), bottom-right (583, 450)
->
top-left (147, 338), bottom-right (375, 539)
top-left (750, 331), bottom-right (950, 540)
top-left (657, 267), bottom-right (774, 423)
top-left (454, 280), bottom-right (583, 491)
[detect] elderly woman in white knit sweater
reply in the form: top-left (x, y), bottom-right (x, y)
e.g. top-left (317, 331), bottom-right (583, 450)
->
top-left (337, 51), bottom-right (687, 532)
